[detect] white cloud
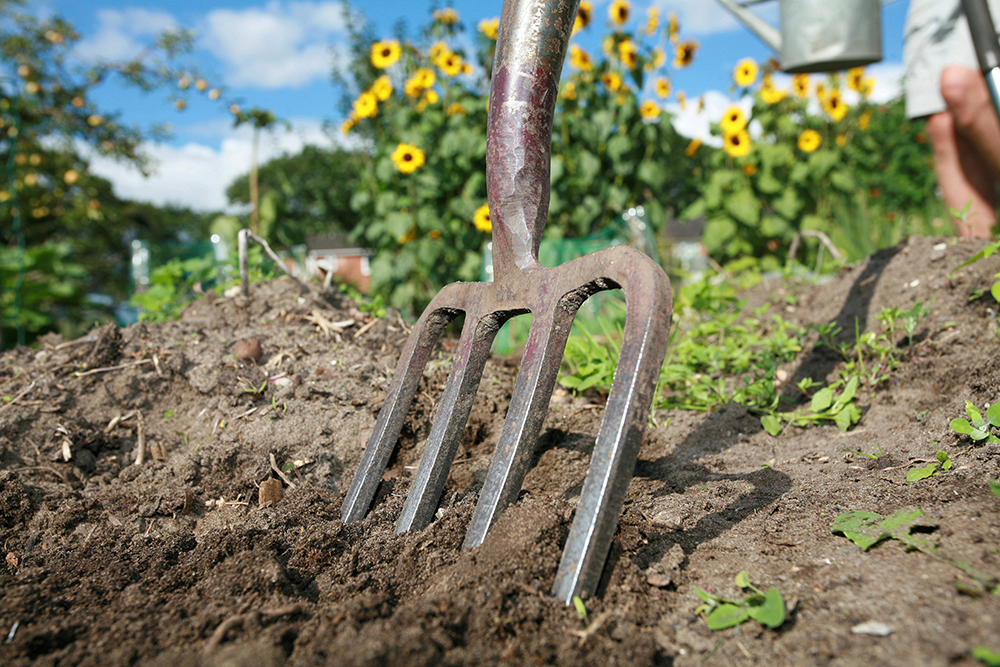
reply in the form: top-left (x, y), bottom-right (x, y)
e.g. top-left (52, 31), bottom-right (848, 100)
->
top-left (75, 8), bottom-right (179, 61)
top-left (86, 117), bottom-right (348, 211)
top-left (203, 1), bottom-right (348, 88)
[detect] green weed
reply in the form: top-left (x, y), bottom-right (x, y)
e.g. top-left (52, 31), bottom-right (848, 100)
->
top-left (906, 450), bottom-right (953, 482)
top-left (951, 401), bottom-right (1000, 444)
top-left (833, 508), bottom-right (998, 594)
top-left (694, 571), bottom-right (786, 631)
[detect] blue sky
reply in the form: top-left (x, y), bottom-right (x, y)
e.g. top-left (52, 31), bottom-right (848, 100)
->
top-left (36, 0), bottom-right (911, 211)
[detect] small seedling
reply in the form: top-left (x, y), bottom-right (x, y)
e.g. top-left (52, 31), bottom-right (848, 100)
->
top-left (989, 478), bottom-right (1000, 500)
top-left (907, 450), bottom-right (953, 482)
top-left (572, 596), bottom-right (587, 621)
top-left (761, 375), bottom-right (861, 436)
top-left (833, 508), bottom-right (998, 594)
top-left (912, 409), bottom-right (929, 421)
top-left (951, 401), bottom-right (1000, 444)
top-left (693, 571), bottom-right (786, 631)
top-left (832, 507), bottom-right (939, 552)
top-left (163, 409), bottom-right (174, 419)
top-left (839, 444), bottom-right (885, 460)
top-left (973, 645), bottom-right (1000, 667)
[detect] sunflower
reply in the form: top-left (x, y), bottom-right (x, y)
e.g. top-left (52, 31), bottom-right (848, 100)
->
top-left (677, 90), bottom-right (687, 110)
top-left (792, 73), bottom-right (809, 98)
top-left (340, 115), bottom-right (357, 134)
top-left (723, 129), bottom-right (751, 158)
top-left (371, 40), bottom-right (401, 69)
top-left (822, 89), bottom-right (848, 121)
top-left (639, 100), bottom-right (660, 119)
top-left (618, 39), bottom-right (638, 69)
top-left (654, 77), bottom-right (671, 99)
top-left (353, 91), bottom-right (378, 119)
top-left (429, 41), bottom-right (449, 60)
top-left (836, 134), bottom-right (847, 147)
top-left (574, 1), bottom-right (593, 34)
top-left (847, 67), bottom-right (865, 92)
top-left (643, 7), bottom-right (660, 35)
top-left (684, 137), bottom-right (701, 157)
top-left (668, 12), bottom-right (679, 43)
top-left (433, 8), bottom-right (459, 25)
top-left (674, 40), bottom-right (698, 68)
top-left (473, 204), bottom-right (491, 232)
top-left (391, 143), bottom-right (425, 174)
top-left (733, 58), bottom-right (758, 88)
top-left (562, 81), bottom-right (578, 100)
top-left (370, 75), bottom-right (393, 101)
top-left (478, 17), bottom-right (499, 40)
top-left (760, 76), bottom-right (787, 104)
top-left (609, 0), bottom-right (630, 27)
top-left (447, 102), bottom-right (466, 116)
top-left (423, 89), bottom-right (440, 105)
top-left (569, 44), bottom-right (593, 71)
top-left (858, 110), bottom-right (872, 131)
top-left (720, 105), bottom-right (746, 134)
top-left (797, 129), bottom-right (821, 153)
top-left (743, 163), bottom-right (756, 177)
top-left (437, 51), bottom-right (463, 77)
top-left (600, 71), bottom-right (622, 92)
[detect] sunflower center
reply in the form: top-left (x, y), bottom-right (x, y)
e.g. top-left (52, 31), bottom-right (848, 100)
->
top-left (381, 48), bottom-right (391, 58)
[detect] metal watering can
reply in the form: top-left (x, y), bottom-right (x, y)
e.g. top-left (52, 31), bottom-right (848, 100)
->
top-left (714, 0), bottom-right (883, 73)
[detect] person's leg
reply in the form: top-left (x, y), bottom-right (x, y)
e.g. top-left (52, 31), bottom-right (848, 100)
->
top-left (926, 109), bottom-right (997, 237)
top-left (935, 65), bottom-right (1000, 237)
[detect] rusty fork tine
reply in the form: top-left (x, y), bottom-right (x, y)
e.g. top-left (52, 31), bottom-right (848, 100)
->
top-left (340, 285), bottom-right (467, 523)
top-left (551, 258), bottom-right (672, 603)
top-left (395, 310), bottom-right (509, 533)
top-left (463, 304), bottom-right (577, 548)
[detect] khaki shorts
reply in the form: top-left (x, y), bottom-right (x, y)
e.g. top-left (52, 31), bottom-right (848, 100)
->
top-left (904, 0), bottom-right (1000, 118)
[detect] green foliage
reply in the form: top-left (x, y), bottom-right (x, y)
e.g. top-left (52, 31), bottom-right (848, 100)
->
top-left (952, 240), bottom-right (1000, 333)
top-left (832, 507), bottom-right (939, 552)
top-left (990, 478), bottom-right (1000, 500)
top-left (973, 646), bottom-right (1000, 667)
top-left (1, 240), bottom-right (90, 341)
top-left (339, 5), bottom-right (708, 314)
top-left (226, 146), bottom-right (365, 247)
top-left (684, 67), bottom-right (937, 270)
top-left (571, 596), bottom-right (587, 621)
top-left (950, 401), bottom-right (1000, 444)
top-left (130, 255), bottom-right (219, 322)
top-left (761, 376), bottom-right (861, 435)
top-left (694, 571), bottom-right (785, 630)
top-left (833, 507), bottom-right (998, 593)
top-left (906, 450), bottom-right (953, 482)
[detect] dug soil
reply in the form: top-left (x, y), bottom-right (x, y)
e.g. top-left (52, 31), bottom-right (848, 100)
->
top-left (2, 235), bottom-right (1000, 666)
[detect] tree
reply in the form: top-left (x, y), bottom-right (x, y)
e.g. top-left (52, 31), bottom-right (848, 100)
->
top-left (0, 0), bottom-right (219, 346)
top-left (225, 145), bottom-right (364, 248)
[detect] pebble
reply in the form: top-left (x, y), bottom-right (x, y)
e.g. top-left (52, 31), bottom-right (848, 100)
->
top-left (851, 620), bottom-right (894, 636)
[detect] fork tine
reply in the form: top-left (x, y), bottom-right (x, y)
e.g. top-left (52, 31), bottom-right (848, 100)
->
top-left (462, 304), bottom-right (577, 548)
top-left (395, 311), bottom-right (508, 533)
top-left (551, 261), bottom-right (671, 603)
top-left (340, 290), bottom-right (465, 523)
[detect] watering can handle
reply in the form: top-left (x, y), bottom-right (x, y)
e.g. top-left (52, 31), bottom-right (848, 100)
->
top-left (487, 0), bottom-right (579, 277)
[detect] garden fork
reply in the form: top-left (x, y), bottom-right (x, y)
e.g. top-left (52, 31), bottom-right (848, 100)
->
top-left (340, 0), bottom-right (672, 603)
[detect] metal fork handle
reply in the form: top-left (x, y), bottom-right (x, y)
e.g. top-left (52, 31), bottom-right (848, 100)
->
top-left (487, 0), bottom-right (580, 278)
